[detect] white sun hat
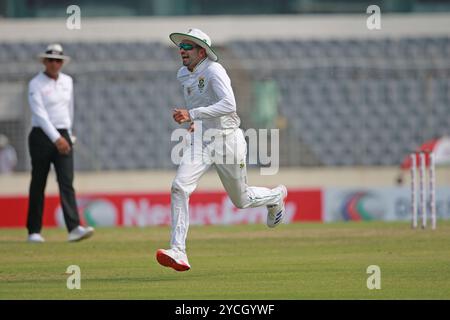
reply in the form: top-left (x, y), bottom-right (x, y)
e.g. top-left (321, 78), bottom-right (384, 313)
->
top-left (169, 28), bottom-right (218, 62)
top-left (38, 43), bottom-right (71, 63)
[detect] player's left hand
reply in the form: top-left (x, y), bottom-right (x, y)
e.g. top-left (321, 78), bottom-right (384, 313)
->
top-left (173, 108), bottom-right (191, 124)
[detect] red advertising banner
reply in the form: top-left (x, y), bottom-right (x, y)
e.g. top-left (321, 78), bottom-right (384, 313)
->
top-left (0, 189), bottom-right (322, 228)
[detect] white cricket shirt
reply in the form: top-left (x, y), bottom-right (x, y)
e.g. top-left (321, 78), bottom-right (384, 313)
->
top-left (28, 72), bottom-right (74, 142)
top-left (177, 58), bottom-right (241, 131)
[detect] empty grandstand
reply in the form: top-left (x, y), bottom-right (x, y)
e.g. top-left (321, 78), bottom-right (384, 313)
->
top-left (0, 12), bottom-right (449, 171)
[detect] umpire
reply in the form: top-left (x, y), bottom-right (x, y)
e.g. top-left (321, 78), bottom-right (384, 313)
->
top-left (26, 43), bottom-right (94, 243)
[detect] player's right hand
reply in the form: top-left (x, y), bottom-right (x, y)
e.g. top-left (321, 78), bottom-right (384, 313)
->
top-left (173, 108), bottom-right (191, 124)
top-left (55, 137), bottom-right (71, 155)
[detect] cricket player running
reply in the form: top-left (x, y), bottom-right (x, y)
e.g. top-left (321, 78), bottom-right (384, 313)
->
top-left (156, 29), bottom-right (287, 271)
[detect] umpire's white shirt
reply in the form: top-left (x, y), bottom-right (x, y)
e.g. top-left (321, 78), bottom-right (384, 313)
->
top-left (177, 58), bottom-right (241, 131)
top-left (28, 72), bottom-right (74, 142)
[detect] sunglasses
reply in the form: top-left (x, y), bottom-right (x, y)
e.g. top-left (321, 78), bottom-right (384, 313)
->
top-left (46, 58), bottom-right (63, 63)
top-left (178, 43), bottom-right (197, 51)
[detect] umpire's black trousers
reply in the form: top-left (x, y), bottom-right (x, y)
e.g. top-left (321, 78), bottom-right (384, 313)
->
top-left (27, 128), bottom-right (80, 234)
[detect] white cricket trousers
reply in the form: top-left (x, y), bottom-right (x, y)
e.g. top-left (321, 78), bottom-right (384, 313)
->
top-left (170, 128), bottom-right (282, 252)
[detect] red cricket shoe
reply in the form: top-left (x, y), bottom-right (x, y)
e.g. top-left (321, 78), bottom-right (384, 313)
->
top-left (156, 248), bottom-right (191, 272)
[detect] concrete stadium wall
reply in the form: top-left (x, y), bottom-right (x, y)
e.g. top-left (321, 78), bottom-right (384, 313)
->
top-left (1, 166), bottom-right (449, 196)
top-left (0, 14), bottom-right (449, 44)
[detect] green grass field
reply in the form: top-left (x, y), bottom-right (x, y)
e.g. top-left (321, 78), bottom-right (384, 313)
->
top-left (1, 222), bottom-right (450, 299)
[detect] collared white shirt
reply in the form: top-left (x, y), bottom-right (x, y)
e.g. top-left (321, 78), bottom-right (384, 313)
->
top-left (177, 58), bottom-right (241, 131)
top-left (28, 72), bottom-right (74, 142)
